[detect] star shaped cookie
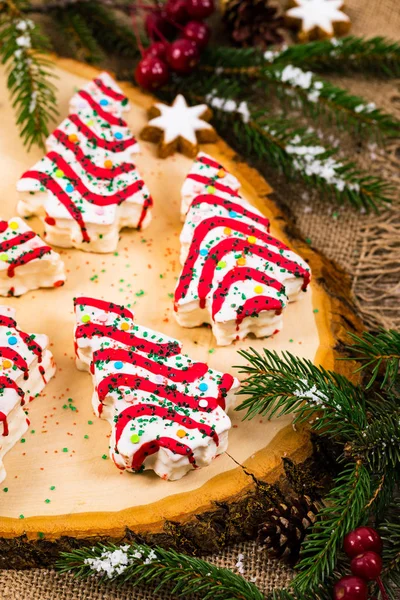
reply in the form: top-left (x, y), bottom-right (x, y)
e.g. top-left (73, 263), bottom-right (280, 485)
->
top-left (285, 0), bottom-right (351, 42)
top-left (140, 94), bottom-right (217, 159)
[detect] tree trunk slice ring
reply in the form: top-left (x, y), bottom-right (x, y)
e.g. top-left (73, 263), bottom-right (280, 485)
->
top-left (0, 58), bottom-right (363, 568)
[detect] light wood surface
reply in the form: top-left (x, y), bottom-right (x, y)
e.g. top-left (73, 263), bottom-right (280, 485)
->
top-left (0, 58), bottom-right (362, 565)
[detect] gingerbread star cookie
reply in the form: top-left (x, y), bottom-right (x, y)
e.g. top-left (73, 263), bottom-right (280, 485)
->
top-left (285, 0), bottom-right (351, 42)
top-left (140, 94), bottom-right (217, 159)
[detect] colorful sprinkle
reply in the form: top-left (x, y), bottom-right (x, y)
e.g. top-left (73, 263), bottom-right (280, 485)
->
top-left (199, 383), bottom-right (208, 392)
top-left (55, 169), bottom-right (64, 178)
top-left (217, 168), bottom-right (226, 178)
top-left (200, 249), bottom-right (208, 257)
top-left (223, 227), bottom-right (232, 236)
top-left (114, 132), bottom-right (123, 140)
top-left (254, 285), bottom-right (264, 294)
top-left (199, 399), bottom-right (208, 408)
top-left (0, 254), bottom-right (8, 262)
top-left (104, 159), bottom-right (113, 169)
top-left (120, 322), bottom-right (130, 331)
top-left (8, 336), bottom-right (17, 346)
top-left (236, 257), bottom-right (246, 266)
top-left (130, 434), bottom-right (140, 444)
top-left (68, 134), bottom-right (79, 143)
top-left (66, 184), bottom-right (74, 193)
top-left (100, 99), bottom-right (109, 106)
top-left (247, 235), bottom-right (256, 244)
top-left (9, 221), bottom-right (19, 230)
top-left (229, 210), bottom-right (238, 218)
top-left (81, 315), bottom-right (91, 323)
top-left (176, 429), bottom-right (187, 438)
top-left (217, 260), bottom-right (227, 269)
top-left (206, 185), bottom-right (216, 194)
top-left (114, 361), bottom-right (123, 370)
top-left (2, 360), bottom-right (12, 369)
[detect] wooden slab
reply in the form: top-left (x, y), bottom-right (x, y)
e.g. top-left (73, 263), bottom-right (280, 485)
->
top-left (0, 58), bottom-right (362, 567)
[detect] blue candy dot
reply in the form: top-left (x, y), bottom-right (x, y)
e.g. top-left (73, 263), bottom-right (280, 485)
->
top-left (100, 99), bottom-right (109, 106)
top-left (199, 249), bottom-right (208, 257)
top-left (66, 184), bottom-right (74, 193)
top-left (114, 361), bottom-right (123, 370)
top-left (114, 132), bottom-right (123, 140)
top-left (199, 382), bottom-right (208, 392)
top-left (8, 336), bottom-right (18, 346)
top-left (229, 210), bottom-right (238, 218)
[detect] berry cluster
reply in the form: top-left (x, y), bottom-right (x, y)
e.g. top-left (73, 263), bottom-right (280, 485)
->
top-left (333, 527), bottom-right (387, 600)
top-left (134, 0), bottom-right (215, 90)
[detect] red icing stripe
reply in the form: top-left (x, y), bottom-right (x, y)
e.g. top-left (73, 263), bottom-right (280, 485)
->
top-left (187, 174), bottom-right (241, 197)
top-left (191, 194), bottom-right (270, 231)
top-left (93, 77), bottom-right (126, 102)
top-left (74, 297), bottom-right (134, 321)
top-left (75, 323), bottom-right (181, 358)
top-left (51, 130), bottom-right (136, 179)
top-left (77, 91), bottom-right (127, 127)
top-left (137, 196), bottom-right (153, 230)
top-left (7, 246), bottom-right (52, 278)
top-left (45, 152), bottom-right (147, 207)
top-left (130, 438), bottom-right (196, 471)
top-left (197, 155), bottom-right (225, 170)
top-left (237, 297), bottom-right (283, 326)
top-left (68, 114), bottom-right (137, 153)
top-left (217, 373), bottom-right (235, 410)
top-left (175, 218), bottom-right (310, 303)
top-left (0, 317), bottom-right (43, 362)
top-left (211, 266), bottom-right (285, 320)
top-left (93, 347), bottom-right (208, 382)
top-left (0, 376), bottom-right (25, 399)
top-left (0, 231), bottom-right (36, 253)
top-left (115, 403), bottom-right (218, 445)
top-left (0, 411), bottom-right (9, 436)
top-left (0, 222), bottom-right (8, 234)
top-left (20, 171), bottom-right (90, 243)
top-left (0, 348), bottom-right (29, 379)
top-left (96, 373), bottom-right (220, 411)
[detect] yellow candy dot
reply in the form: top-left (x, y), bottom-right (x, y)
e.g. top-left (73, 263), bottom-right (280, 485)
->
top-left (217, 260), bottom-right (227, 269)
top-left (0, 254), bottom-right (8, 262)
top-left (237, 257), bottom-right (246, 266)
top-left (86, 120), bottom-right (94, 127)
top-left (247, 235), bottom-right (256, 244)
top-left (81, 315), bottom-right (91, 323)
top-left (130, 434), bottom-right (140, 444)
top-left (176, 429), bottom-right (187, 439)
top-left (254, 285), bottom-right (264, 294)
top-left (206, 185), bottom-right (216, 194)
top-left (217, 168), bottom-right (226, 178)
top-left (223, 227), bottom-right (232, 236)
top-left (104, 159), bottom-right (113, 169)
top-left (2, 360), bottom-right (12, 369)
top-left (120, 322), bottom-right (130, 331)
top-left (9, 221), bottom-right (19, 230)
top-left (55, 169), bottom-right (64, 178)
top-left (68, 134), bottom-right (79, 143)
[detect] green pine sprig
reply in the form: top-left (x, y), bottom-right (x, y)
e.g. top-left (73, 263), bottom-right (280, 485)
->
top-left (54, 7), bottom-right (104, 64)
top-left (378, 498), bottom-right (400, 594)
top-left (346, 329), bottom-right (400, 390)
top-left (0, 0), bottom-right (58, 150)
top-left (293, 462), bottom-right (371, 593)
top-left (57, 542), bottom-right (265, 600)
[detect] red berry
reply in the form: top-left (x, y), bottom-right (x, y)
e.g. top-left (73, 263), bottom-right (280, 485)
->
top-left (344, 527), bottom-right (383, 558)
top-left (186, 0), bottom-right (214, 19)
top-left (333, 576), bottom-right (368, 600)
top-left (143, 41), bottom-right (169, 60)
top-left (167, 38), bottom-right (199, 74)
top-left (134, 57), bottom-right (169, 90)
top-left (145, 10), bottom-right (175, 40)
top-left (165, 0), bottom-right (189, 24)
top-left (350, 551), bottom-right (382, 581)
top-left (183, 20), bottom-right (210, 49)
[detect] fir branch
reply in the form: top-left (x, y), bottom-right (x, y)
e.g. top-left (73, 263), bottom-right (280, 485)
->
top-left (0, 0), bottom-right (58, 150)
top-left (351, 413), bottom-right (400, 473)
top-left (57, 542), bottom-right (265, 600)
top-left (293, 462), bottom-right (371, 593)
top-left (235, 347), bottom-right (367, 438)
top-left (71, 1), bottom-right (140, 58)
top-left (201, 36), bottom-right (400, 78)
top-left (259, 65), bottom-right (399, 139)
top-left (54, 7), bottom-right (103, 64)
top-left (346, 329), bottom-right (400, 390)
top-left (378, 498), bottom-right (400, 592)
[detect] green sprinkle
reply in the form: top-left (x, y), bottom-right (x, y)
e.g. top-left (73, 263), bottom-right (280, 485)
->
top-left (20, 438), bottom-right (25, 443)
top-left (19, 514), bottom-right (24, 519)
top-left (84, 434), bottom-right (89, 439)
top-left (113, 251), bottom-right (119, 256)
top-left (88, 420), bottom-right (93, 425)
top-left (289, 339), bottom-right (294, 343)
top-left (50, 486), bottom-right (55, 491)
top-left (62, 447), bottom-right (68, 453)
top-left (168, 293), bottom-right (174, 299)
top-left (3, 487), bottom-right (8, 493)
top-left (102, 454), bottom-right (108, 460)
top-left (37, 532), bottom-right (44, 539)
top-left (30, 430), bottom-right (35, 434)
top-left (45, 499), bottom-right (51, 504)
top-left (135, 289), bottom-right (145, 297)
top-left (313, 308), bottom-right (319, 313)
top-left (208, 348), bottom-right (215, 354)
top-left (305, 237), bottom-right (312, 245)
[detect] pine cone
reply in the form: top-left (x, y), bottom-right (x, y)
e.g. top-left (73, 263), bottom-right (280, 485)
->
top-left (258, 495), bottom-right (323, 566)
top-left (223, 0), bottom-right (284, 49)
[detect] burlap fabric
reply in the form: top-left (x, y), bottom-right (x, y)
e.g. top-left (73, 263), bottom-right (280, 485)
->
top-left (1, 0), bottom-right (399, 597)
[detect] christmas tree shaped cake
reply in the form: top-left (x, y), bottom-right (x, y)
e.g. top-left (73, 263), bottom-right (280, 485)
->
top-left (0, 306), bottom-right (56, 482)
top-left (0, 217), bottom-right (65, 296)
top-left (174, 155), bottom-right (311, 346)
top-left (74, 296), bottom-right (239, 481)
top-left (17, 73), bottom-right (153, 253)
